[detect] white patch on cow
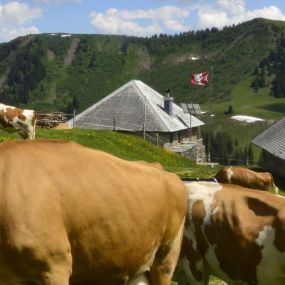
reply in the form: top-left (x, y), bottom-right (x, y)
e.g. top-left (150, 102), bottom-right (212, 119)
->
top-left (0, 103), bottom-right (15, 112)
top-left (23, 109), bottom-right (34, 120)
top-left (183, 182), bottom-right (225, 283)
top-left (255, 225), bottom-right (285, 285)
top-left (272, 182), bottom-right (279, 195)
top-left (184, 182), bottom-right (222, 239)
top-left (184, 182), bottom-right (222, 225)
top-left (184, 182), bottom-right (239, 284)
top-left (212, 206), bottom-right (219, 216)
top-left (180, 256), bottom-right (205, 285)
top-left (226, 167), bottom-right (233, 183)
top-left (255, 225), bottom-right (273, 247)
top-left (129, 273), bottom-right (150, 285)
top-left (3, 115), bottom-right (9, 124)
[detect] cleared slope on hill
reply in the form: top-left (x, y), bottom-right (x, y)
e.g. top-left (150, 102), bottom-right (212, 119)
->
top-left (0, 18), bottom-right (284, 114)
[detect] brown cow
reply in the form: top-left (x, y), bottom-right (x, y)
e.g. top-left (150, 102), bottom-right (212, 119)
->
top-left (214, 166), bottom-right (278, 194)
top-left (0, 140), bottom-right (187, 285)
top-left (175, 181), bottom-right (285, 285)
top-left (0, 103), bottom-right (36, 139)
top-left (134, 160), bottom-right (164, 170)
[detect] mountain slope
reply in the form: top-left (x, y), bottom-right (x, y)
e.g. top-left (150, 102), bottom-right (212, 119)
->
top-left (0, 18), bottom-right (285, 114)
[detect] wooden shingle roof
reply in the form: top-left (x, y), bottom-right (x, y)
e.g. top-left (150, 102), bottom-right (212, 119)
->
top-left (252, 117), bottom-right (285, 160)
top-left (68, 80), bottom-right (204, 132)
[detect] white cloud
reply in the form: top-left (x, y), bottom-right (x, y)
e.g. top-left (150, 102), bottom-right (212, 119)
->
top-left (197, 8), bottom-right (229, 29)
top-left (217, 0), bottom-right (245, 15)
top-left (196, 0), bottom-right (285, 29)
top-left (0, 26), bottom-right (40, 41)
top-left (0, 2), bottom-right (42, 42)
top-left (89, 6), bottom-right (191, 36)
top-left (0, 2), bottom-right (42, 25)
top-left (246, 6), bottom-right (285, 22)
top-left (89, 1), bottom-right (285, 36)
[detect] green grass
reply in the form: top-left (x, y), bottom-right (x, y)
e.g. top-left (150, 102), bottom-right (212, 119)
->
top-left (172, 275), bottom-right (226, 285)
top-left (201, 112), bottom-right (267, 146)
top-left (209, 76), bottom-right (285, 119)
top-left (209, 276), bottom-right (227, 285)
top-left (0, 128), bottom-right (219, 178)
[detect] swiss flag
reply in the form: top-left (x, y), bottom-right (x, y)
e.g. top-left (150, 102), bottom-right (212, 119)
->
top-left (191, 72), bottom-right (209, 86)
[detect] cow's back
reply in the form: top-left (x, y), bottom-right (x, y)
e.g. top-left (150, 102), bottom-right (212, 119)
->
top-left (214, 166), bottom-right (276, 192)
top-left (178, 182), bottom-right (285, 285)
top-left (0, 140), bottom-right (187, 285)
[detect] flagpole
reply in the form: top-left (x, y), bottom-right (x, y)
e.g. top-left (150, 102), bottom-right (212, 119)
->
top-left (209, 65), bottom-right (213, 115)
top-left (189, 108), bottom-right (192, 142)
top-left (143, 94), bottom-right (146, 140)
top-left (208, 65), bottom-right (213, 162)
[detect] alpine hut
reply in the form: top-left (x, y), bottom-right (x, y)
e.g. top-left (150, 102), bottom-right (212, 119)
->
top-left (68, 80), bottom-right (205, 161)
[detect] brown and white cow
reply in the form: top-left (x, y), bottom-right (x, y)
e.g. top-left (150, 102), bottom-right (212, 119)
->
top-left (0, 139), bottom-right (187, 285)
top-left (214, 166), bottom-right (278, 194)
top-left (175, 181), bottom-right (285, 285)
top-left (0, 103), bottom-right (36, 139)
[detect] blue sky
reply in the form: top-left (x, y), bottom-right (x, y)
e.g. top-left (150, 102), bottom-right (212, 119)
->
top-left (0, 0), bottom-right (285, 42)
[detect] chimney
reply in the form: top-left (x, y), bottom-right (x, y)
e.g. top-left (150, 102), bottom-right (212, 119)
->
top-left (164, 89), bottom-right (174, 116)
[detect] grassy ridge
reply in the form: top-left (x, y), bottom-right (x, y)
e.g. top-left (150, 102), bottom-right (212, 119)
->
top-left (0, 128), bottom-right (218, 178)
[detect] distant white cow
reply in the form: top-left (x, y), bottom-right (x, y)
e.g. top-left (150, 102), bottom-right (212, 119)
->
top-left (0, 103), bottom-right (36, 139)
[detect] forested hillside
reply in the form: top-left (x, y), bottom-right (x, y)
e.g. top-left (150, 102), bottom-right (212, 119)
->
top-left (252, 32), bottom-right (285, 98)
top-left (0, 18), bottom-right (285, 113)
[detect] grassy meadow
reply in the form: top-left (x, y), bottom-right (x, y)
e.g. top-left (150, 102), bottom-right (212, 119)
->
top-left (210, 76), bottom-right (285, 119)
top-left (0, 127), bottom-right (219, 178)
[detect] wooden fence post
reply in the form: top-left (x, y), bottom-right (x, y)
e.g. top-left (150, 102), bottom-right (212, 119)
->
top-left (113, 118), bottom-right (116, 131)
top-left (73, 110), bottom-right (76, 128)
